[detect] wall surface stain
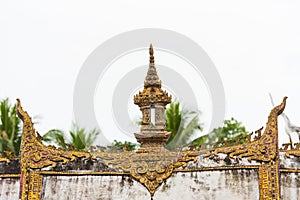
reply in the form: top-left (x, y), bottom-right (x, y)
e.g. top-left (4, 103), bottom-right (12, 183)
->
top-left (41, 170), bottom-right (259, 200)
top-left (281, 173), bottom-right (300, 199)
top-left (0, 178), bottom-right (19, 200)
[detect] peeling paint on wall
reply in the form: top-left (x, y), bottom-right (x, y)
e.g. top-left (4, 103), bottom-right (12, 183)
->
top-left (154, 170), bottom-right (259, 200)
top-left (41, 170), bottom-right (259, 200)
top-left (280, 152), bottom-right (300, 169)
top-left (281, 173), bottom-right (300, 199)
top-left (41, 175), bottom-right (150, 200)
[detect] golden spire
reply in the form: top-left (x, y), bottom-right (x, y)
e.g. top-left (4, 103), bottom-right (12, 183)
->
top-left (133, 43), bottom-right (172, 151)
top-left (149, 43), bottom-right (154, 64)
top-left (144, 44), bottom-right (161, 88)
top-left (134, 44), bottom-right (172, 106)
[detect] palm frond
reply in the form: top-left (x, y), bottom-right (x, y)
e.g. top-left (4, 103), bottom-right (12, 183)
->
top-left (165, 102), bottom-right (182, 145)
top-left (165, 101), bottom-right (203, 150)
top-left (0, 98), bottom-right (22, 156)
top-left (167, 114), bottom-right (202, 150)
top-left (42, 129), bottom-right (67, 149)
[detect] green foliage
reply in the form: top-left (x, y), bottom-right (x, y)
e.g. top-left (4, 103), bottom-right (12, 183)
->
top-left (191, 117), bottom-right (248, 148)
top-left (111, 140), bottom-right (139, 151)
top-left (42, 129), bottom-right (68, 149)
top-left (165, 102), bottom-right (181, 143)
top-left (165, 102), bottom-right (203, 150)
top-left (42, 124), bottom-right (100, 151)
top-left (113, 101), bottom-right (203, 151)
top-left (0, 98), bottom-right (22, 157)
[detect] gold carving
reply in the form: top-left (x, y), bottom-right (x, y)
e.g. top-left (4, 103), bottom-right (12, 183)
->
top-left (0, 174), bottom-right (20, 178)
top-left (259, 162), bottom-right (280, 200)
top-left (143, 109), bottom-right (151, 124)
top-left (203, 97), bottom-right (286, 200)
top-left (205, 97), bottom-right (287, 163)
top-left (0, 150), bottom-right (16, 163)
top-left (280, 142), bottom-right (293, 150)
top-left (92, 149), bottom-right (198, 196)
top-left (134, 45), bottom-right (171, 107)
top-left (280, 168), bottom-right (300, 173)
top-left (17, 99), bottom-right (90, 200)
top-left (37, 171), bottom-right (128, 176)
top-left (149, 43), bottom-right (155, 64)
top-left (134, 87), bottom-right (172, 107)
top-left (0, 157), bottom-right (10, 163)
top-left (280, 142), bottom-right (300, 157)
top-left (28, 171), bottom-right (42, 200)
top-left (134, 44), bottom-right (172, 149)
top-left (15, 96), bottom-right (288, 199)
top-left (16, 98), bottom-right (198, 198)
top-left (17, 99), bottom-right (89, 170)
top-left (174, 165), bottom-right (259, 172)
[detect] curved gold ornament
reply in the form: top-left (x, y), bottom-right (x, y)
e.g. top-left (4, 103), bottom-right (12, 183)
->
top-left (280, 142), bottom-right (300, 158)
top-left (92, 149), bottom-right (198, 196)
top-left (15, 97), bottom-right (288, 199)
top-left (0, 157), bottom-right (10, 163)
top-left (205, 97), bottom-right (287, 163)
top-left (17, 99), bottom-right (90, 200)
top-left (285, 150), bottom-right (300, 157)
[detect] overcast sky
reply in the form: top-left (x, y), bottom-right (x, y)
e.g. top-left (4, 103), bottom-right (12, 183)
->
top-left (1, 1), bottom-right (300, 145)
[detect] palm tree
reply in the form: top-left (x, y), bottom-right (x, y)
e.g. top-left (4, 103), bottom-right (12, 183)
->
top-left (42, 123), bottom-right (100, 151)
top-left (0, 98), bottom-right (22, 157)
top-left (165, 102), bottom-right (203, 150)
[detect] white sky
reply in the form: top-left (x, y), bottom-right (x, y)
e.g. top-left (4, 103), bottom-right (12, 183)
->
top-left (1, 1), bottom-right (300, 145)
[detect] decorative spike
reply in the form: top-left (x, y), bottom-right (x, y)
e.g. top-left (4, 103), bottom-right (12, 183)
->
top-left (149, 43), bottom-right (154, 64)
top-left (143, 44), bottom-right (161, 88)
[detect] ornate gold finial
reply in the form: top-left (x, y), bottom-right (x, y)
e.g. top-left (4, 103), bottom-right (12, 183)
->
top-left (149, 43), bottom-right (154, 64)
top-left (133, 44), bottom-right (172, 152)
top-left (144, 44), bottom-right (161, 88)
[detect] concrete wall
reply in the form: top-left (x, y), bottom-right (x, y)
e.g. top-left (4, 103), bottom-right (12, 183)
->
top-left (0, 178), bottom-right (19, 200)
top-left (41, 169), bottom-right (259, 200)
top-left (281, 173), bottom-right (300, 199)
top-left (1, 170), bottom-right (300, 199)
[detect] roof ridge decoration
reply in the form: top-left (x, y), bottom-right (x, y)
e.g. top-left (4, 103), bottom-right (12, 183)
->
top-left (16, 96), bottom-right (288, 199)
top-left (14, 43), bottom-right (289, 199)
top-left (17, 99), bottom-right (90, 200)
top-left (205, 97), bottom-right (287, 162)
top-left (204, 96), bottom-right (287, 200)
top-left (17, 98), bottom-right (198, 198)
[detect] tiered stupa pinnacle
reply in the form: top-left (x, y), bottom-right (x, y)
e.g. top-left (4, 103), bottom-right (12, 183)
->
top-left (134, 44), bottom-right (172, 152)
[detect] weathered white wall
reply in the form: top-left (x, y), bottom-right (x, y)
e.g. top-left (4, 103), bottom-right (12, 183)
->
top-left (279, 152), bottom-right (300, 169)
top-left (281, 173), bottom-right (300, 199)
top-left (155, 170), bottom-right (259, 200)
top-left (1, 170), bottom-right (299, 199)
top-left (0, 178), bottom-right (20, 200)
top-left (41, 175), bottom-right (150, 200)
top-left (41, 169), bottom-right (259, 200)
